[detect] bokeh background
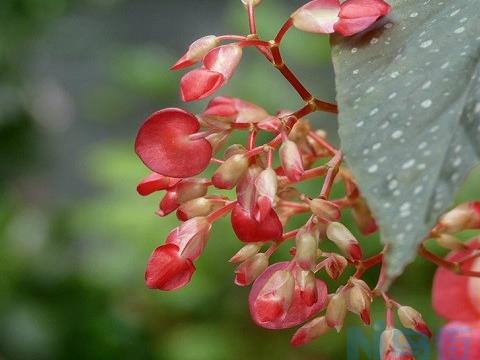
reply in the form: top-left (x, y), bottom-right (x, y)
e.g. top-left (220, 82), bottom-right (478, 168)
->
top-left (1, 0), bottom-right (479, 359)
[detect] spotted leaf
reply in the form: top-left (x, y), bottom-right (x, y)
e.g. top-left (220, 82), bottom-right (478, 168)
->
top-left (331, 0), bottom-right (480, 283)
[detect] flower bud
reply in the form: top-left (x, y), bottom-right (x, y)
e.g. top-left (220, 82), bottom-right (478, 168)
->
top-left (136, 172), bottom-right (180, 196)
top-left (166, 217), bottom-right (211, 261)
top-left (310, 199), bottom-right (341, 221)
top-left (290, 316), bottom-right (330, 347)
top-left (437, 202), bottom-right (480, 233)
top-left (291, 0), bottom-right (341, 34)
top-left (235, 253), bottom-right (269, 286)
top-left (326, 292), bottom-right (347, 332)
top-left (253, 269), bottom-right (295, 323)
top-left (326, 222), bottom-right (362, 260)
top-left (380, 328), bottom-right (414, 360)
top-left (397, 306), bottom-right (432, 338)
top-left (346, 280), bottom-right (372, 325)
top-left (158, 189), bottom-right (179, 216)
top-left (351, 196), bottom-right (378, 235)
top-left (279, 138), bottom-right (304, 182)
top-left (177, 197), bottom-right (223, 221)
top-left (206, 130), bottom-right (231, 152)
top-left (257, 116), bottom-right (282, 133)
top-left (296, 270), bottom-right (318, 306)
top-left (171, 35), bottom-right (220, 70)
top-left (295, 231), bottom-right (318, 270)
top-left (229, 243), bottom-right (262, 263)
top-left (324, 254), bottom-right (348, 280)
top-left (255, 168), bottom-right (278, 221)
top-left (435, 233), bottom-right (467, 251)
top-left (212, 154), bottom-right (249, 189)
top-left (176, 178), bottom-right (209, 204)
top-left (203, 96), bottom-right (268, 125)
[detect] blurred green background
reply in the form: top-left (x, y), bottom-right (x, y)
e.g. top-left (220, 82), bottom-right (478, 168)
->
top-left (1, 0), bottom-right (479, 359)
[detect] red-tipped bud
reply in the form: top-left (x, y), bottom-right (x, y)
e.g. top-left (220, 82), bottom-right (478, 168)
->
top-left (229, 243), bottom-right (262, 263)
top-left (435, 234), bottom-right (467, 251)
top-left (235, 253), bottom-right (269, 286)
top-left (145, 244), bottom-right (195, 291)
top-left (176, 178), bottom-right (209, 204)
top-left (158, 189), bottom-right (179, 216)
top-left (203, 96), bottom-right (269, 125)
top-left (335, 0), bottom-right (391, 37)
top-left (380, 328), bottom-right (415, 360)
top-left (326, 222), bottom-right (363, 260)
top-left (166, 217), bottom-right (211, 261)
top-left (291, 0), bottom-right (341, 34)
top-left (252, 269), bottom-right (295, 323)
top-left (135, 109), bottom-right (213, 178)
top-left (176, 196), bottom-right (224, 221)
top-left (136, 173), bottom-right (180, 196)
top-left (295, 232), bottom-right (318, 270)
top-left (397, 306), bottom-right (432, 338)
top-left (346, 280), bottom-right (372, 325)
top-left (324, 254), bottom-right (348, 280)
top-left (255, 168), bottom-right (278, 221)
top-left (351, 196), bottom-right (378, 235)
top-left (296, 270), bottom-right (318, 306)
top-left (310, 199), bottom-right (341, 222)
top-left (212, 154), bottom-right (249, 189)
top-left (326, 292), bottom-right (347, 331)
top-left (290, 316), bottom-right (330, 347)
top-left (436, 202), bottom-right (480, 234)
top-left (171, 35), bottom-right (220, 70)
top-left (279, 138), bottom-right (304, 182)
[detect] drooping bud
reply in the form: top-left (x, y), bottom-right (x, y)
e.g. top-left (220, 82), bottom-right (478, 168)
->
top-left (136, 172), bottom-right (180, 196)
top-left (326, 222), bottom-right (363, 260)
top-left (295, 231), bottom-right (318, 270)
top-left (212, 153), bottom-right (249, 189)
top-left (171, 35), bottom-right (220, 70)
top-left (234, 253), bottom-right (269, 286)
top-left (229, 243), bottom-right (262, 263)
top-left (279, 137), bottom-right (304, 182)
top-left (165, 217), bottom-right (212, 261)
top-left (346, 280), bottom-right (372, 325)
top-left (380, 328), bottom-right (415, 360)
top-left (436, 202), bottom-right (480, 233)
top-left (255, 168), bottom-right (278, 221)
top-left (397, 306), bottom-right (432, 338)
top-left (291, 0), bottom-right (341, 34)
top-left (309, 198), bottom-right (341, 221)
top-left (203, 96), bottom-right (269, 125)
top-left (252, 269), bottom-right (295, 323)
top-left (290, 316), bottom-right (330, 347)
top-left (435, 234), bottom-right (467, 251)
top-left (176, 196), bottom-right (224, 221)
top-left (324, 254), bottom-right (348, 280)
top-left (296, 270), bottom-right (318, 306)
top-left (326, 292), bottom-right (347, 332)
top-left (145, 243), bottom-right (196, 291)
top-left (176, 178), bottom-right (209, 204)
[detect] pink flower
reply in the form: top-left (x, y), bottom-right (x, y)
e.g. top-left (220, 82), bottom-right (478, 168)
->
top-left (432, 239), bottom-right (480, 322)
top-left (202, 96), bottom-right (269, 125)
top-left (180, 44), bottom-right (243, 102)
top-left (438, 321), bottom-right (480, 360)
top-left (249, 262), bottom-right (328, 329)
top-left (291, 0), bottom-right (391, 37)
top-left (171, 35), bottom-right (220, 70)
top-left (135, 108), bottom-right (212, 178)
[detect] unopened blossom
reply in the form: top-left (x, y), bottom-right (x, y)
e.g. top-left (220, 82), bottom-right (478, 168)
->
top-left (435, 201), bottom-right (480, 234)
top-left (326, 292), bottom-right (347, 331)
top-left (212, 153), bottom-right (249, 189)
top-left (235, 253), bottom-right (269, 286)
top-left (290, 316), bottom-right (330, 346)
top-left (397, 306), bottom-right (432, 338)
top-left (171, 35), bottom-right (220, 70)
top-left (326, 222), bottom-right (363, 260)
top-left (380, 328), bottom-right (415, 360)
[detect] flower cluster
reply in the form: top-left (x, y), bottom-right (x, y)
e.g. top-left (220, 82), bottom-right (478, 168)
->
top-left (133, 0), bottom-right (480, 358)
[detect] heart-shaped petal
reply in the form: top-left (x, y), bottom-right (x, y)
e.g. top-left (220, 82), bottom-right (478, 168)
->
top-left (180, 69), bottom-right (224, 102)
top-left (231, 203), bottom-right (283, 243)
top-left (135, 108), bottom-right (213, 178)
top-left (249, 262), bottom-right (328, 329)
top-left (145, 243), bottom-right (196, 291)
top-left (439, 321), bottom-right (480, 360)
top-left (432, 240), bottom-right (480, 321)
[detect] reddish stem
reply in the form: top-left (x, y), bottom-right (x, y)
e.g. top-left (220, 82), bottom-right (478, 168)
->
top-left (319, 151), bottom-right (343, 199)
top-left (308, 131), bottom-right (337, 155)
top-left (247, 3), bottom-right (257, 35)
top-left (275, 18), bottom-right (293, 44)
top-left (217, 35), bottom-right (248, 42)
top-left (418, 244), bottom-right (480, 277)
top-left (207, 201), bottom-right (237, 222)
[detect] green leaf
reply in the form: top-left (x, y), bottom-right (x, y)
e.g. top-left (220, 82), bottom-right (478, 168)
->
top-left (331, 0), bottom-right (480, 282)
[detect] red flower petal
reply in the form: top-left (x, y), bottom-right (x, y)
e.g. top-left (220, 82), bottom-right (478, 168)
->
top-left (203, 44), bottom-right (243, 80)
top-left (231, 203), bottom-right (283, 243)
top-left (180, 68), bottom-right (224, 102)
top-left (333, 16), bottom-right (380, 36)
top-left (432, 240), bottom-right (480, 321)
top-left (439, 321), bottom-right (480, 360)
top-left (135, 108), bottom-right (212, 178)
top-left (145, 244), bottom-right (195, 291)
top-left (249, 262), bottom-right (328, 329)
top-left (137, 173), bottom-right (180, 196)
top-left (291, 0), bottom-right (341, 34)
top-left (338, 0), bottom-right (391, 19)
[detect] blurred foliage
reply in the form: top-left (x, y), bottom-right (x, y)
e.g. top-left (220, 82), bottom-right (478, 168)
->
top-left (0, 0), bottom-right (478, 359)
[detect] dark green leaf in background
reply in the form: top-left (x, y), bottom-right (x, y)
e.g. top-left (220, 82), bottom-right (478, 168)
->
top-left (331, 0), bottom-right (480, 282)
